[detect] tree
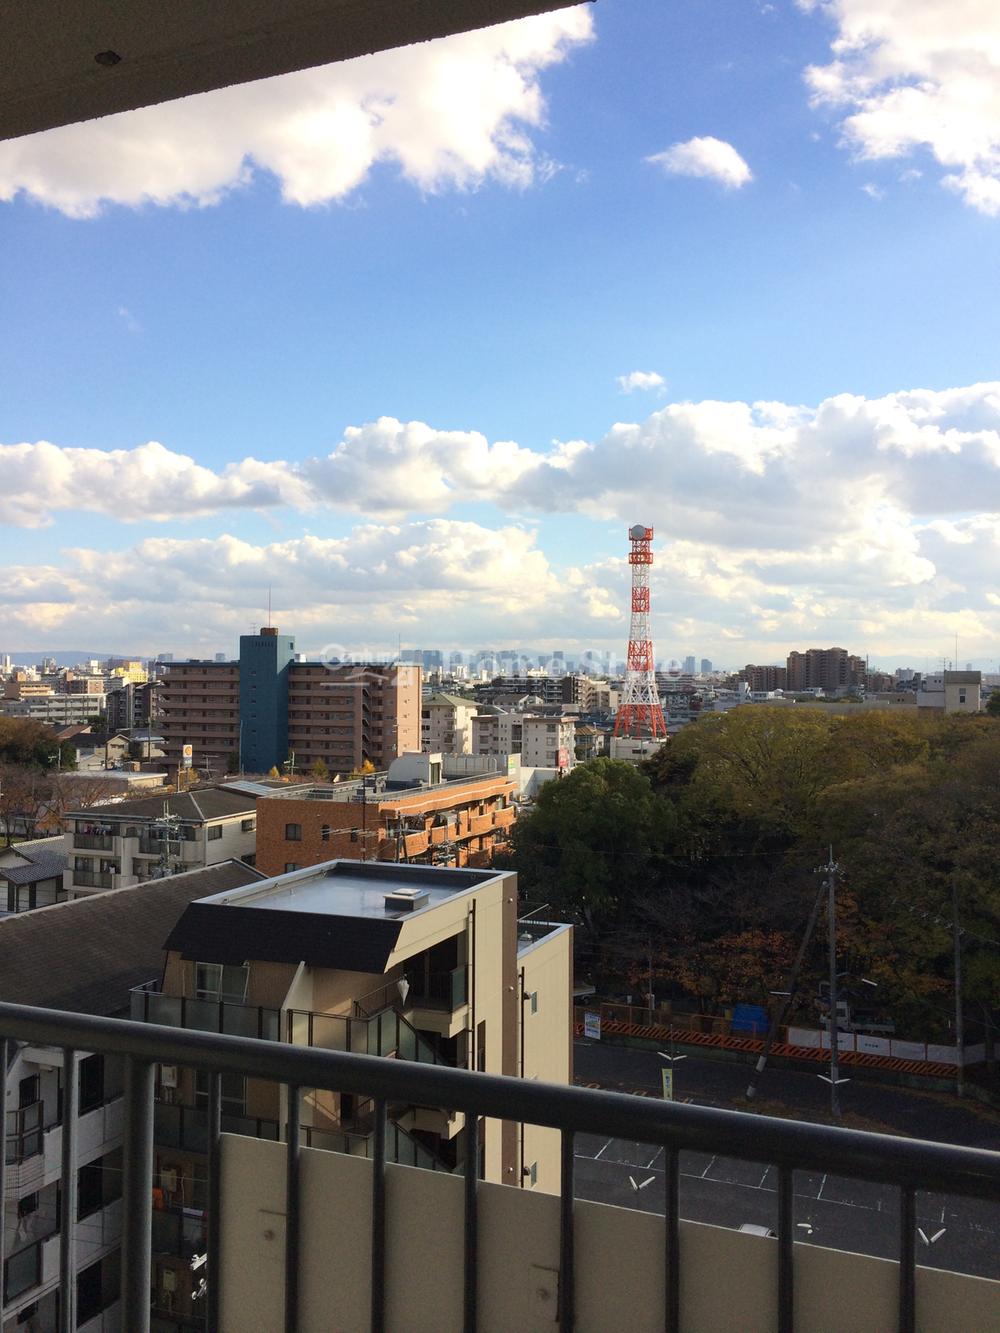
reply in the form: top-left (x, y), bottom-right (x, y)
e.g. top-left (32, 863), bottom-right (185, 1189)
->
top-left (511, 758), bottom-right (674, 943)
top-left (985, 691), bottom-right (1000, 718)
top-left (310, 758), bottom-right (330, 781)
top-left (0, 764), bottom-right (51, 843)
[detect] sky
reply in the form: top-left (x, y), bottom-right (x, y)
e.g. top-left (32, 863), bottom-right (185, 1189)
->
top-left (4, 0), bottom-right (1000, 671)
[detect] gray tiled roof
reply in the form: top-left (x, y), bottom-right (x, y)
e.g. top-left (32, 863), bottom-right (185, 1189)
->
top-left (0, 836), bottom-right (67, 885)
top-left (0, 859), bottom-right (265, 1016)
top-left (65, 785), bottom-right (257, 823)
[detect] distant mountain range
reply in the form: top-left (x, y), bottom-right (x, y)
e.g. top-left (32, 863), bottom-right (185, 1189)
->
top-left (2, 651), bottom-right (134, 667)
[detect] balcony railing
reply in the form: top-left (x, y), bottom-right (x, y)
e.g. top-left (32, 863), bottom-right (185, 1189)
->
top-left (130, 982), bottom-right (280, 1041)
top-left (404, 965), bottom-right (467, 1011)
top-left (0, 1000), bottom-right (997, 1333)
top-left (71, 870), bottom-right (113, 890)
top-left (4, 1098), bottom-right (42, 1163)
top-left (73, 834), bottom-right (113, 851)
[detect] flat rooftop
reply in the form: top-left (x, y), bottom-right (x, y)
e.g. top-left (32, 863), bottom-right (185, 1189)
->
top-left (165, 860), bottom-right (507, 972)
top-left (219, 862), bottom-right (496, 920)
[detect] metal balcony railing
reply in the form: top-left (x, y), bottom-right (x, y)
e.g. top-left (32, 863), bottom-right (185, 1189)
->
top-left (72, 834), bottom-right (113, 851)
top-left (0, 1000), bottom-right (997, 1333)
top-left (70, 869), bottom-right (113, 889)
top-left (4, 1099), bottom-right (42, 1164)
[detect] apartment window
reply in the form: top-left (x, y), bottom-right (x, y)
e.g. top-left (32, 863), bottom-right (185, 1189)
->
top-left (321, 825), bottom-right (331, 842)
top-left (79, 1053), bottom-right (105, 1114)
top-left (17, 1194), bottom-right (37, 1220)
top-left (241, 818), bottom-right (256, 832)
top-left (207, 825), bottom-right (223, 841)
top-left (195, 963), bottom-right (249, 1004)
top-left (959, 689), bottom-right (967, 703)
top-left (529, 991), bottom-right (539, 1015)
top-left (4, 1241), bottom-right (41, 1302)
top-left (285, 862), bottom-right (300, 873)
top-left (285, 823), bottom-right (302, 841)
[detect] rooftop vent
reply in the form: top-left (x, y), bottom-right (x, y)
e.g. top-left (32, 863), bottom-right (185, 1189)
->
top-left (384, 887), bottom-right (430, 913)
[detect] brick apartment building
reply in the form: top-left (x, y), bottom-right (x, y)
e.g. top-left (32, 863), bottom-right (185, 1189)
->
top-left (255, 754), bottom-right (517, 875)
top-left (786, 646), bottom-right (866, 693)
top-left (159, 627), bottom-right (420, 777)
top-left (740, 663), bottom-right (788, 692)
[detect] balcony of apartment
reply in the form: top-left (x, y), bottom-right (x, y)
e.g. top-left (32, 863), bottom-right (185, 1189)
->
top-left (72, 834), bottom-right (114, 852)
top-left (5, 1092), bottom-right (123, 1197)
top-left (0, 1000), bottom-right (997, 1332)
top-left (68, 869), bottom-right (115, 892)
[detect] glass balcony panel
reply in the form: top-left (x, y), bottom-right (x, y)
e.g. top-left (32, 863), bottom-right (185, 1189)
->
top-left (348, 1018), bottom-right (369, 1055)
top-left (397, 1020), bottom-right (416, 1061)
top-left (146, 994), bottom-right (183, 1027)
top-left (221, 1004), bottom-right (262, 1039)
top-left (184, 998), bottom-right (222, 1033)
top-left (5, 1241), bottom-right (41, 1302)
top-left (261, 1010), bottom-right (279, 1041)
top-left (310, 1014), bottom-right (348, 1052)
top-left (153, 1104), bottom-right (182, 1150)
top-left (288, 1011), bottom-right (310, 1046)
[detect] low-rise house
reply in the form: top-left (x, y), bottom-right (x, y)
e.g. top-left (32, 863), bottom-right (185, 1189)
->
top-left (0, 836), bottom-right (68, 914)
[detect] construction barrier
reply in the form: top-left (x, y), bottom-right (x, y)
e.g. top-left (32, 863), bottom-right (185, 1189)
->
top-left (573, 1004), bottom-right (968, 1080)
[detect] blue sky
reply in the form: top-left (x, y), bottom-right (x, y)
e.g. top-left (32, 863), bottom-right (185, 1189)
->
top-left (4, 0), bottom-right (1000, 670)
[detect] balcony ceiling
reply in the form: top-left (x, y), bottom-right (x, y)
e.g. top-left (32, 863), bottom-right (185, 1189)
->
top-left (1, 0), bottom-right (582, 142)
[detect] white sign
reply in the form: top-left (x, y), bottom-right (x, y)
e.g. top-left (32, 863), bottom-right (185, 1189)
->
top-left (661, 1068), bottom-right (673, 1101)
top-left (856, 1034), bottom-right (891, 1057)
top-left (181, 743), bottom-right (193, 769)
top-left (584, 1011), bottom-right (601, 1041)
top-left (787, 1026), bottom-right (821, 1048)
top-left (890, 1040), bottom-right (926, 1061)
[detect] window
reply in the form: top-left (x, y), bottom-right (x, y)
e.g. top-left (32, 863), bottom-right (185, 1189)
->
top-left (321, 824), bottom-right (330, 842)
top-left (17, 1194), bottom-right (37, 1220)
top-left (529, 991), bottom-right (539, 1015)
top-left (241, 818), bottom-right (256, 832)
top-left (78, 1160), bottom-right (104, 1219)
top-left (195, 1070), bottom-right (245, 1116)
top-left (285, 823), bottom-right (302, 841)
top-left (207, 825), bottom-right (223, 840)
top-left (79, 1053), bottom-right (104, 1114)
top-left (5, 1241), bottom-right (41, 1301)
top-left (195, 963), bottom-right (249, 1003)
top-left (284, 862), bottom-right (300, 873)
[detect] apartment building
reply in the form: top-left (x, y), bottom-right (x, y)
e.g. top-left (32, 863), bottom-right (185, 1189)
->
top-left (520, 716), bottom-right (575, 770)
top-left (786, 647), bottom-right (865, 693)
top-left (0, 859), bottom-right (262, 1331)
top-left (255, 754), bottom-right (517, 875)
top-left (105, 680), bottom-right (161, 734)
top-left (917, 670), bottom-right (982, 714)
top-left (420, 692), bottom-right (478, 755)
top-left (62, 783), bottom-right (263, 898)
top-left (0, 696), bottom-right (106, 726)
top-left (740, 663), bottom-right (787, 692)
top-left (159, 628), bottom-right (420, 776)
top-left (471, 708), bottom-right (524, 757)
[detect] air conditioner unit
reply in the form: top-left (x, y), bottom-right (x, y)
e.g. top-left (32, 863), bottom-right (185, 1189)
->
top-left (159, 1064), bottom-right (178, 1088)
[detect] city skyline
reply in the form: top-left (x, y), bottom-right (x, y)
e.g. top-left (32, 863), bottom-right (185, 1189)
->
top-left (5, 2), bottom-right (1000, 662)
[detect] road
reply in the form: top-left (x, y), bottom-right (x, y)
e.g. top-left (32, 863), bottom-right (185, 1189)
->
top-left (572, 1039), bottom-right (1000, 1280)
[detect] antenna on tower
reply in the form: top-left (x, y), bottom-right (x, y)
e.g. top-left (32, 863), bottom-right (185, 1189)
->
top-left (267, 586), bottom-right (272, 629)
top-left (614, 525), bottom-right (668, 742)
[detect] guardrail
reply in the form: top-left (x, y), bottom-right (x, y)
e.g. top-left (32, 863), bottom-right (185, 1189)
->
top-left (0, 1001), bottom-right (997, 1333)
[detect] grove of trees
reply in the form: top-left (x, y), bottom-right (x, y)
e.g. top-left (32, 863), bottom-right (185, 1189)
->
top-left (508, 708), bottom-right (1000, 1054)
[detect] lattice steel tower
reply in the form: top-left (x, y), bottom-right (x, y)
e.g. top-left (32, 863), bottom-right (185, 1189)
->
top-left (614, 524), bottom-right (667, 739)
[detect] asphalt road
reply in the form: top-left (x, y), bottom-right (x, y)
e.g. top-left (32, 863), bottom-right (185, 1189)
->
top-left (572, 1039), bottom-right (1000, 1280)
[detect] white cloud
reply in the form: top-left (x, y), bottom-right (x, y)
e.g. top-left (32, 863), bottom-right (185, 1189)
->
top-left (0, 9), bottom-right (593, 217)
top-left (13, 382), bottom-right (1000, 659)
top-left (645, 136), bottom-right (753, 188)
top-left (801, 0), bottom-right (1000, 215)
top-left (861, 182), bottom-right (884, 199)
top-left (0, 519), bottom-right (621, 654)
top-left (617, 370), bottom-right (666, 393)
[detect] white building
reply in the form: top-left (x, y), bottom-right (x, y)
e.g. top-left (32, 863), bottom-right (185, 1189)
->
top-left (520, 716), bottom-right (575, 770)
top-left (420, 692), bottom-right (479, 755)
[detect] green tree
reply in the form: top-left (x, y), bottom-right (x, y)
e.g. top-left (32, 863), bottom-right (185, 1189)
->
top-left (511, 758), bottom-right (674, 942)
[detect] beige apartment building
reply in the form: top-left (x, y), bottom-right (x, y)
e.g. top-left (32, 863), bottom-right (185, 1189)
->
top-left (420, 691), bottom-right (479, 754)
top-left (130, 860), bottom-right (571, 1322)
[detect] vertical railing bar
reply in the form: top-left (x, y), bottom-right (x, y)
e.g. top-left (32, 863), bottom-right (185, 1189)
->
top-left (0, 1037), bottom-right (8, 1324)
top-left (778, 1165), bottom-right (794, 1333)
top-left (121, 1055), bottom-right (154, 1333)
top-left (371, 1096), bottom-right (388, 1333)
top-left (285, 1084), bottom-right (301, 1333)
top-left (898, 1185), bottom-right (916, 1333)
top-left (664, 1146), bottom-right (679, 1333)
top-left (206, 1070), bottom-right (222, 1333)
top-left (59, 1049), bottom-right (79, 1333)
top-left (463, 1113), bottom-right (479, 1333)
top-left (559, 1129), bottom-right (575, 1332)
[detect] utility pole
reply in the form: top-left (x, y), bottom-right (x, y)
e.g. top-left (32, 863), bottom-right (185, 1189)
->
top-left (953, 884), bottom-right (964, 1098)
top-left (745, 877), bottom-right (826, 1101)
top-left (821, 847), bottom-right (845, 1120)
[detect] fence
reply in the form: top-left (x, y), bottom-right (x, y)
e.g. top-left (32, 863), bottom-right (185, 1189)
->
top-left (574, 1003), bottom-right (985, 1079)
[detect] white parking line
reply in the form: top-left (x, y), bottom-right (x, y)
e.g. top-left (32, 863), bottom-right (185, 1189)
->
top-left (593, 1138), bottom-right (613, 1161)
top-left (817, 1173), bottom-right (828, 1201)
top-left (701, 1155), bottom-right (717, 1179)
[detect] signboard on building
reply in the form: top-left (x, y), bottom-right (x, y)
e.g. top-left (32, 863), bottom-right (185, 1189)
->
top-left (661, 1068), bottom-right (673, 1101)
top-left (557, 747), bottom-right (569, 769)
top-left (583, 1011), bottom-right (601, 1041)
top-left (181, 743), bottom-right (193, 769)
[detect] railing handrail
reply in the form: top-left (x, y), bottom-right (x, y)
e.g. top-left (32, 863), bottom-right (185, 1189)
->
top-left (0, 1000), bottom-right (998, 1202)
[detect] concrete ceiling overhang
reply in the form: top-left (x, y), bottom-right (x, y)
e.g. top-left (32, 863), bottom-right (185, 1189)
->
top-left (1, 0), bottom-right (586, 142)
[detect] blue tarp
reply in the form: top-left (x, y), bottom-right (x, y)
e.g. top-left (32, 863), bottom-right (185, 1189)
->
top-left (731, 1003), bottom-right (768, 1035)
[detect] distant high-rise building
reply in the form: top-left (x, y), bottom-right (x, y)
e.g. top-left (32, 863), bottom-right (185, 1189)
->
top-left (741, 664), bottom-right (787, 692)
top-left (156, 652), bottom-right (174, 662)
top-left (215, 651), bottom-right (227, 662)
top-left (786, 647), bottom-right (864, 693)
top-left (700, 658), bottom-right (713, 673)
top-left (683, 655), bottom-right (696, 674)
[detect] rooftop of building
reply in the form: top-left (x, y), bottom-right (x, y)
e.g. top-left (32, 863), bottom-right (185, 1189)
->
top-left (516, 919), bottom-right (572, 956)
top-left (164, 860), bottom-right (506, 971)
top-left (0, 858), bottom-right (264, 1015)
top-left (65, 781), bottom-right (260, 822)
top-left (0, 835), bottom-right (68, 886)
top-left (424, 691), bottom-right (477, 708)
top-left (262, 768), bottom-right (511, 806)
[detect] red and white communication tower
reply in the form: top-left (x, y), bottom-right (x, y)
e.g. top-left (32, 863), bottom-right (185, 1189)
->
top-left (614, 524), bottom-right (667, 740)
